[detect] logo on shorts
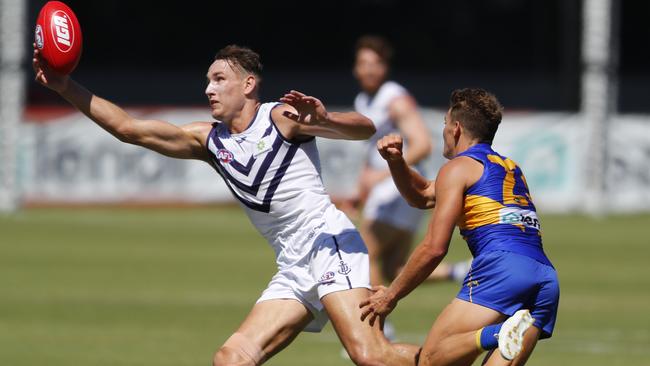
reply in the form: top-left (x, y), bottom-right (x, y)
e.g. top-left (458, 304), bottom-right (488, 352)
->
top-left (338, 260), bottom-right (351, 275)
top-left (319, 271), bottom-right (336, 284)
top-left (306, 222), bottom-right (326, 242)
top-left (216, 149), bottom-right (234, 164)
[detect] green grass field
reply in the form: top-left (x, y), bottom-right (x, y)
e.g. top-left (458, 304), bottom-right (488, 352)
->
top-left (1, 208), bottom-right (649, 365)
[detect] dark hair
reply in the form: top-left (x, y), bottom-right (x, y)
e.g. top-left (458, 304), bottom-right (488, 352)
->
top-left (214, 45), bottom-right (263, 78)
top-left (449, 88), bottom-right (503, 143)
top-left (355, 35), bottom-right (393, 65)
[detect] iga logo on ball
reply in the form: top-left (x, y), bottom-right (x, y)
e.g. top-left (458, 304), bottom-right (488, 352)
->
top-left (51, 10), bottom-right (74, 52)
top-left (34, 1), bottom-right (83, 75)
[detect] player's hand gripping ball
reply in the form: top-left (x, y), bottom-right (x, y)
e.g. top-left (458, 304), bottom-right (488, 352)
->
top-left (34, 1), bottom-right (82, 74)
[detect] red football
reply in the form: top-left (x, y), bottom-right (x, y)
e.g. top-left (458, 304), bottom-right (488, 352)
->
top-left (35, 1), bottom-right (82, 75)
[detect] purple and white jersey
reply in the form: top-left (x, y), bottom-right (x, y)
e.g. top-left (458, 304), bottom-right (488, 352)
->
top-left (354, 81), bottom-right (409, 170)
top-left (206, 102), bottom-right (356, 268)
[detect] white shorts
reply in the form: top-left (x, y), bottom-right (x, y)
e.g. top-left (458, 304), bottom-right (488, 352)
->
top-left (257, 230), bottom-right (371, 332)
top-left (363, 177), bottom-right (424, 232)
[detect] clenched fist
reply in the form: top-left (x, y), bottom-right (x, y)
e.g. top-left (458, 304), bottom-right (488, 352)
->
top-left (377, 134), bottom-right (404, 162)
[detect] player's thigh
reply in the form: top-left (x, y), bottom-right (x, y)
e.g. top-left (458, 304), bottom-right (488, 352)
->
top-left (226, 299), bottom-right (313, 360)
top-left (423, 299), bottom-right (505, 350)
top-left (481, 326), bottom-right (540, 366)
top-left (321, 288), bottom-right (387, 351)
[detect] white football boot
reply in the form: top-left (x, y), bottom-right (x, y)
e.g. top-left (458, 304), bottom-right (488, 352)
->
top-left (498, 309), bottom-right (535, 360)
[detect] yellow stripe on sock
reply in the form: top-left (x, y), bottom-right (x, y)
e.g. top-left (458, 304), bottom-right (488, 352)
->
top-left (476, 328), bottom-right (486, 352)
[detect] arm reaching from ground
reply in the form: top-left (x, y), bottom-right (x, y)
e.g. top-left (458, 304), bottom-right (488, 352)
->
top-left (377, 134), bottom-right (435, 209)
top-left (33, 46), bottom-right (211, 160)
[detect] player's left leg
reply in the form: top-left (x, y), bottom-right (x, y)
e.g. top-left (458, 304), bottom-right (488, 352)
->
top-left (480, 261), bottom-right (558, 366)
top-left (417, 298), bottom-right (506, 366)
top-left (418, 251), bottom-right (556, 366)
top-left (481, 326), bottom-right (540, 366)
top-left (212, 299), bottom-right (313, 366)
top-left (322, 288), bottom-right (420, 366)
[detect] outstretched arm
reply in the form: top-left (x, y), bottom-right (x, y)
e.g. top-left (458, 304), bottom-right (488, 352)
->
top-left (377, 134), bottom-right (436, 209)
top-left (275, 90), bottom-right (375, 140)
top-left (359, 158), bottom-right (468, 325)
top-left (33, 47), bottom-right (211, 160)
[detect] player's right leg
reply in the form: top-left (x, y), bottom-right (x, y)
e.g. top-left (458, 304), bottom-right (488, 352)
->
top-left (322, 287), bottom-right (420, 366)
top-left (212, 299), bottom-right (313, 366)
top-left (312, 230), bottom-right (420, 366)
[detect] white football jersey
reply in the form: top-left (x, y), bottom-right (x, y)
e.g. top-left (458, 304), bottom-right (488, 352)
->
top-left (354, 81), bottom-right (410, 170)
top-left (206, 102), bottom-right (356, 268)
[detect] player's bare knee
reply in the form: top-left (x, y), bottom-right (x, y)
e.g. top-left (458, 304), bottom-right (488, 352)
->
top-left (417, 335), bottom-right (446, 365)
top-left (417, 348), bottom-right (444, 366)
top-left (213, 347), bottom-right (248, 366)
top-left (213, 333), bottom-right (265, 366)
top-left (345, 342), bottom-right (387, 366)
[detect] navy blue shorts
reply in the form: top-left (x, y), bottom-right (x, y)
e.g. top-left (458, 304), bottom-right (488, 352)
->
top-left (456, 250), bottom-right (559, 338)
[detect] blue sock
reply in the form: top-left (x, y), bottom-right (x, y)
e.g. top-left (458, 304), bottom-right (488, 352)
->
top-left (477, 323), bottom-right (503, 351)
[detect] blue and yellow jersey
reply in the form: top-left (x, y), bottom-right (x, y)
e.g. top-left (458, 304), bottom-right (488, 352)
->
top-left (456, 144), bottom-right (552, 266)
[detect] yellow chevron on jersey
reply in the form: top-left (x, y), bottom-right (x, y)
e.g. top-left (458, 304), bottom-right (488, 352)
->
top-left (457, 194), bottom-right (504, 230)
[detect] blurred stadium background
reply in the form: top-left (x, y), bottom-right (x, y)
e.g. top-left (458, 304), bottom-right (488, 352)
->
top-left (1, 0), bottom-right (649, 365)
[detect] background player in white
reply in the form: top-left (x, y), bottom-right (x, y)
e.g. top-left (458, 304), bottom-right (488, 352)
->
top-left (351, 36), bottom-right (470, 338)
top-left (352, 35), bottom-right (432, 293)
top-left (33, 44), bottom-right (419, 365)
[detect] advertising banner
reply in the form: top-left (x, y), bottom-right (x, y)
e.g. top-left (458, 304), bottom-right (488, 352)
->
top-left (17, 108), bottom-right (650, 212)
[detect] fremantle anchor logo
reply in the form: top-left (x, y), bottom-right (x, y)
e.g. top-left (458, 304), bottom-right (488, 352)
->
top-left (338, 260), bottom-right (351, 275)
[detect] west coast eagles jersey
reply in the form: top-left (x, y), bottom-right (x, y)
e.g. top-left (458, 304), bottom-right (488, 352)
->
top-left (456, 144), bottom-right (552, 266)
top-left (206, 102), bottom-right (356, 268)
